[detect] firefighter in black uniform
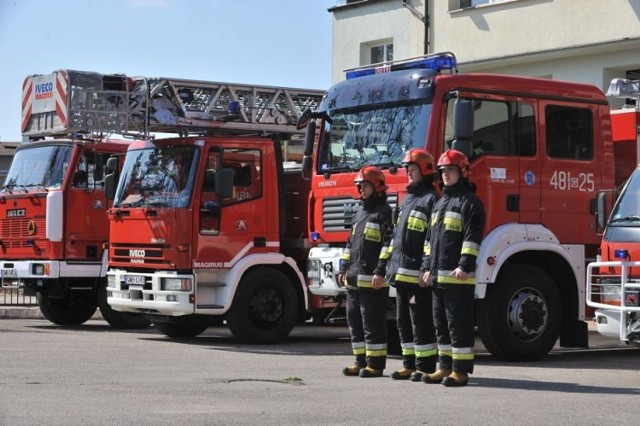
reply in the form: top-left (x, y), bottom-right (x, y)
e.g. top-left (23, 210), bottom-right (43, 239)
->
top-left (421, 149), bottom-right (485, 387)
top-left (377, 149), bottom-right (439, 381)
top-left (339, 166), bottom-right (393, 378)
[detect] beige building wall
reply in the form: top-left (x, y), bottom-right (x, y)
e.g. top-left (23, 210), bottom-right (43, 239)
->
top-left (329, 0), bottom-right (640, 101)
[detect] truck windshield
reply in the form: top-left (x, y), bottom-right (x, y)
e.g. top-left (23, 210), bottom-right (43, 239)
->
top-left (2, 144), bottom-right (72, 192)
top-left (609, 169), bottom-right (640, 224)
top-left (114, 146), bottom-right (199, 208)
top-left (317, 103), bottom-right (431, 173)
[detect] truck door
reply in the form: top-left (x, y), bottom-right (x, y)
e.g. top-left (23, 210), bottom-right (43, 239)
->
top-left (539, 102), bottom-right (598, 244)
top-left (195, 146), bottom-right (267, 269)
top-left (448, 97), bottom-right (540, 231)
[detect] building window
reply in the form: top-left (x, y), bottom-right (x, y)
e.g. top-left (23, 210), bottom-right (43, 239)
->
top-left (450, 0), bottom-right (507, 10)
top-left (369, 42), bottom-right (393, 64)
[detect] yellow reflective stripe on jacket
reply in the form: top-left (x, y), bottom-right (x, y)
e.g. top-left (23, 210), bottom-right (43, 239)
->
top-left (424, 241), bottom-right (431, 256)
top-left (356, 274), bottom-right (389, 288)
top-left (437, 270), bottom-right (476, 285)
top-left (407, 210), bottom-right (429, 233)
top-left (443, 211), bottom-right (463, 232)
top-left (415, 343), bottom-right (437, 358)
top-left (461, 241), bottom-right (480, 257)
top-left (342, 248), bottom-right (351, 262)
top-left (379, 244), bottom-right (392, 260)
top-left (363, 221), bottom-right (382, 242)
top-left (452, 347), bottom-right (474, 361)
top-left (395, 267), bottom-right (421, 284)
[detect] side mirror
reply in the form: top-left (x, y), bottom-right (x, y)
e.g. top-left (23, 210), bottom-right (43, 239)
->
top-left (302, 121), bottom-right (316, 180)
top-left (595, 191), bottom-right (608, 233)
top-left (106, 156), bottom-right (119, 174)
top-left (296, 108), bottom-right (313, 130)
top-left (215, 168), bottom-right (234, 198)
top-left (451, 99), bottom-right (474, 158)
top-left (105, 174), bottom-right (116, 200)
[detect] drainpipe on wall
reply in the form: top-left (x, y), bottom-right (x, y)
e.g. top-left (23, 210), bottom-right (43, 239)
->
top-left (402, 0), bottom-right (429, 54)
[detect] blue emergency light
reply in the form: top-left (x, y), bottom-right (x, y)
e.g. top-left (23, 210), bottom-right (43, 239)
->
top-left (615, 249), bottom-right (630, 260)
top-left (346, 52), bottom-right (457, 80)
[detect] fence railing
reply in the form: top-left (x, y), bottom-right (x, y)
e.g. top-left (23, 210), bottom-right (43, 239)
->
top-left (0, 285), bottom-right (37, 306)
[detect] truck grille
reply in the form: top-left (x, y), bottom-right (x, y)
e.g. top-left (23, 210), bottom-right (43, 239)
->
top-left (0, 218), bottom-right (46, 248)
top-left (322, 193), bottom-right (397, 232)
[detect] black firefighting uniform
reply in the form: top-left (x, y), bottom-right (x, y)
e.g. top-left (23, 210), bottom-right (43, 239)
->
top-left (378, 180), bottom-right (438, 373)
top-left (340, 194), bottom-right (393, 371)
top-left (423, 179), bottom-right (485, 374)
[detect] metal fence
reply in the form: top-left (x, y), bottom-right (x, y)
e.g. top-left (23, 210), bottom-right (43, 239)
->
top-left (0, 285), bottom-right (37, 306)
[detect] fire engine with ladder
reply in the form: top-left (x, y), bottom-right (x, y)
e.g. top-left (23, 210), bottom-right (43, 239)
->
top-left (90, 72), bottom-right (325, 342)
top-left (0, 70), bottom-right (150, 328)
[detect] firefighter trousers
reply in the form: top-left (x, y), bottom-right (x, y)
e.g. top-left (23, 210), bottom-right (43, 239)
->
top-left (395, 284), bottom-right (437, 373)
top-left (346, 286), bottom-right (389, 371)
top-left (432, 286), bottom-right (475, 374)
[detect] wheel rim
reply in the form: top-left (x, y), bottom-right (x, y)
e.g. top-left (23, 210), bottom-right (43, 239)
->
top-left (249, 288), bottom-right (283, 324)
top-left (507, 288), bottom-right (548, 341)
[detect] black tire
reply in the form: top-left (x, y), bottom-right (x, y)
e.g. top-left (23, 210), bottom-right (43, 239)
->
top-left (154, 321), bottom-right (209, 338)
top-left (36, 291), bottom-right (97, 326)
top-left (97, 280), bottom-right (151, 329)
top-left (476, 264), bottom-right (562, 361)
top-left (226, 268), bottom-right (298, 344)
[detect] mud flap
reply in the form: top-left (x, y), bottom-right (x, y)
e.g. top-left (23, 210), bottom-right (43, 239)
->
top-left (559, 320), bottom-right (588, 348)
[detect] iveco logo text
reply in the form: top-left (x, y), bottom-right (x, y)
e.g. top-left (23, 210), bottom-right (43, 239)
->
top-left (129, 250), bottom-right (145, 257)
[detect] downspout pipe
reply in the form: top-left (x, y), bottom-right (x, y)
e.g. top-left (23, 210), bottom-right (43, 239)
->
top-left (402, 0), bottom-right (430, 54)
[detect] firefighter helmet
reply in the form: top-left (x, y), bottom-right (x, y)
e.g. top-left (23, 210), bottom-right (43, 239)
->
top-left (437, 149), bottom-right (470, 178)
top-left (401, 148), bottom-right (436, 176)
top-left (354, 166), bottom-right (388, 193)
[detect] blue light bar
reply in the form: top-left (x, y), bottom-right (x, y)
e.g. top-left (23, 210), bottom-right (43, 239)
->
top-left (615, 249), bottom-right (629, 259)
top-left (346, 52), bottom-right (457, 80)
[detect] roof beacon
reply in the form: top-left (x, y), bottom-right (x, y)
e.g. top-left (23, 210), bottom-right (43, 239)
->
top-left (345, 52), bottom-right (457, 80)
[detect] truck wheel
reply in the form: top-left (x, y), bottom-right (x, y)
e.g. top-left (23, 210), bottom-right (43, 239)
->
top-left (97, 280), bottom-right (151, 329)
top-left (154, 322), bottom-right (209, 338)
top-left (476, 264), bottom-right (561, 361)
top-left (226, 268), bottom-right (298, 344)
top-left (36, 291), bottom-right (97, 326)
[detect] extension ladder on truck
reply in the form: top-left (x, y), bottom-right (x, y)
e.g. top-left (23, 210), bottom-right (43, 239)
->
top-left (22, 70), bottom-right (325, 138)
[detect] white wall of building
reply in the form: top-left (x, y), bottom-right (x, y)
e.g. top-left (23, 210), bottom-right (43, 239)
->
top-left (329, 0), bottom-right (640, 96)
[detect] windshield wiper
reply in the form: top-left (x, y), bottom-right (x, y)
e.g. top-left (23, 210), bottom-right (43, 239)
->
top-left (609, 216), bottom-right (640, 223)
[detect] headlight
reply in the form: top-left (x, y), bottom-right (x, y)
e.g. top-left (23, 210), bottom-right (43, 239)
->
top-left (107, 274), bottom-right (116, 288)
top-left (307, 259), bottom-right (321, 287)
top-left (161, 278), bottom-right (192, 291)
top-left (601, 284), bottom-right (621, 306)
top-left (31, 263), bottom-right (49, 276)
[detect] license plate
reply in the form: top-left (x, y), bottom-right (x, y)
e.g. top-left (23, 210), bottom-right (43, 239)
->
top-left (124, 274), bottom-right (146, 285)
top-left (1, 269), bottom-right (17, 278)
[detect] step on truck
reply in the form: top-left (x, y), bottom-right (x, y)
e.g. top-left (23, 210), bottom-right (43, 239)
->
top-left (0, 70), bottom-right (149, 328)
top-left (299, 52), bottom-right (638, 361)
top-left (587, 78), bottom-right (640, 345)
top-left (97, 74), bottom-right (325, 341)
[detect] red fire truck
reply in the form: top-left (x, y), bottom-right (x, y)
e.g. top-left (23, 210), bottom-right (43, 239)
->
top-left (300, 52), bottom-right (635, 361)
top-left (587, 78), bottom-right (640, 345)
top-left (0, 70), bottom-right (149, 328)
top-left (100, 76), bottom-right (325, 342)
